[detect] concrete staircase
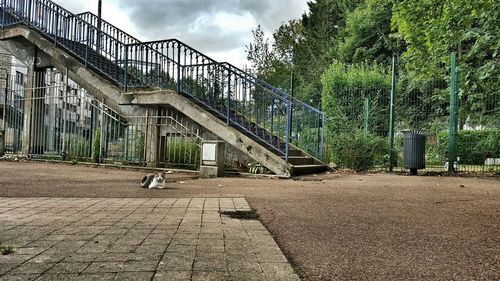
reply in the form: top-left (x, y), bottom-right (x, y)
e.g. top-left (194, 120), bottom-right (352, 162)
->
top-left (0, 0), bottom-right (328, 176)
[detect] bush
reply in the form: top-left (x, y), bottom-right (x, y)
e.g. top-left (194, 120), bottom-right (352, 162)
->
top-left (325, 129), bottom-right (388, 172)
top-left (437, 129), bottom-right (500, 165)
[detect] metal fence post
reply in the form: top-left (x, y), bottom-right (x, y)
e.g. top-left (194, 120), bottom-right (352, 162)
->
top-left (61, 74), bottom-right (68, 156)
top-left (143, 109), bottom-right (149, 166)
top-left (320, 112), bottom-right (325, 160)
top-left (363, 96), bottom-right (370, 136)
top-left (99, 99), bottom-right (105, 163)
top-left (388, 56), bottom-right (397, 171)
top-left (285, 98), bottom-right (291, 161)
top-left (448, 52), bottom-right (458, 172)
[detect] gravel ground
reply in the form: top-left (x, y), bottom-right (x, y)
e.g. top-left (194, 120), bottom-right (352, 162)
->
top-left (0, 161), bottom-right (499, 281)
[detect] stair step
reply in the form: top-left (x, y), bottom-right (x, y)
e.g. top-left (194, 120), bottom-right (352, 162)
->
top-left (284, 156), bottom-right (315, 165)
top-left (287, 149), bottom-right (303, 157)
top-left (293, 164), bottom-right (328, 175)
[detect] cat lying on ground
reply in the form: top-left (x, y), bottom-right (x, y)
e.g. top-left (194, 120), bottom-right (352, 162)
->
top-left (141, 172), bottom-right (166, 189)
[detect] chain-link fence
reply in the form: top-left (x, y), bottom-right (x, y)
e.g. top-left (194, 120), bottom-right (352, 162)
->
top-left (321, 54), bottom-right (499, 174)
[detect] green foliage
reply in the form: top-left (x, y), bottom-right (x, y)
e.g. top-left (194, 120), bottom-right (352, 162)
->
top-left (320, 62), bottom-right (391, 170)
top-left (293, 0), bottom-right (363, 104)
top-left (296, 127), bottom-right (322, 157)
top-left (243, 0), bottom-right (498, 172)
top-left (339, 0), bottom-right (403, 64)
top-left (92, 129), bottom-right (101, 163)
top-left (392, 0), bottom-right (500, 117)
top-left (436, 130), bottom-right (500, 165)
top-left (325, 129), bottom-right (388, 171)
top-left (321, 62), bottom-right (391, 135)
top-left (67, 136), bottom-right (90, 160)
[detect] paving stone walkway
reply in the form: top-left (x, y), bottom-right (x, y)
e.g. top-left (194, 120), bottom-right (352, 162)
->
top-left (0, 197), bottom-right (300, 281)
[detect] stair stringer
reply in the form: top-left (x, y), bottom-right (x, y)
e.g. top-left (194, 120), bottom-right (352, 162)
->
top-left (125, 90), bottom-right (293, 177)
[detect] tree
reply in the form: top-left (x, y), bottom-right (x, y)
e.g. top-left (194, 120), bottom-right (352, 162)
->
top-left (293, 0), bottom-right (364, 105)
top-left (338, 0), bottom-right (404, 64)
top-left (246, 25), bottom-right (274, 76)
top-left (392, 0), bottom-right (499, 124)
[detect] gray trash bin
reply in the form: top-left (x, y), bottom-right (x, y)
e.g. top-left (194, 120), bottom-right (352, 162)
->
top-left (403, 131), bottom-right (426, 175)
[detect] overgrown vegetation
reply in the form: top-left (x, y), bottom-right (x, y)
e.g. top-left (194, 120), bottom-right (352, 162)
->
top-left (435, 130), bottom-right (500, 165)
top-left (245, 0), bottom-right (498, 172)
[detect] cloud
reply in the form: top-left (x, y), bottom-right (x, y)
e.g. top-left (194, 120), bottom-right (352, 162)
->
top-left (115, 0), bottom-right (307, 48)
top-left (51, 0), bottom-right (309, 66)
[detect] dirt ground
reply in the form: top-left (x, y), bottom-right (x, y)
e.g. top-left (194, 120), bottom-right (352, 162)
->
top-left (0, 161), bottom-right (499, 281)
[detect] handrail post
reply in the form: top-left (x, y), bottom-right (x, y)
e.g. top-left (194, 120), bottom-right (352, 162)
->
top-left (124, 44), bottom-right (128, 92)
top-left (1, 0), bottom-right (6, 28)
top-left (114, 41), bottom-right (119, 80)
top-left (285, 98), bottom-right (291, 161)
top-left (53, 9), bottom-right (59, 45)
top-left (176, 43), bottom-right (181, 93)
top-left (270, 97), bottom-right (275, 144)
top-left (27, 0), bottom-right (32, 25)
top-left (63, 14), bottom-right (68, 41)
top-left (85, 25), bottom-right (90, 67)
top-left (226, 72), bottom-right (231, 125)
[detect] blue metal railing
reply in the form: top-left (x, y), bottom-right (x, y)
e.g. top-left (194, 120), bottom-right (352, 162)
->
top-left (0, 0), bottom-right (325, 160)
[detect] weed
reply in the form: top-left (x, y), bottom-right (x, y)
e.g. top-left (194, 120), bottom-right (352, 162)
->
top-left (0, 244), bottom-right (15, 255)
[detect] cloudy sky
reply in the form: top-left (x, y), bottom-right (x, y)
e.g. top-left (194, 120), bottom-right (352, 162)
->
top-left (52, 0), bottom-right (309, 68)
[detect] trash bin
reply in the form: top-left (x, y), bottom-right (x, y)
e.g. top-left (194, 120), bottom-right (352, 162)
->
top-left (403, 131), bottom-right (426, 175)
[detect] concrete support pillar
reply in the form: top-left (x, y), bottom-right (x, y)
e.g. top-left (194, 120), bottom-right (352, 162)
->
top-left (144, 108), bottom-right (161, 167)
top-left (89, 99), bottom-right (99, 159)
top-left (156, 108), bottom-right (168, 167)
top-left (22, 66), bottom-right (35, 156)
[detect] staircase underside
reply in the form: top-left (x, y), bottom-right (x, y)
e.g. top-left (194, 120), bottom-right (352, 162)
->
top-left (0, 25), bottom-right (328, 177)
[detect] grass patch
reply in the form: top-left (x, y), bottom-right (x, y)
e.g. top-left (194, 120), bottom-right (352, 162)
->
top-left (0, 244), bottom-right (15, 255)
top-left (220, 208), bottom-right (260, 220)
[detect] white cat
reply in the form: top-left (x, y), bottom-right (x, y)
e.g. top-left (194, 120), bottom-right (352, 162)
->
top-left (140, 172), bottom-right (166, 189)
